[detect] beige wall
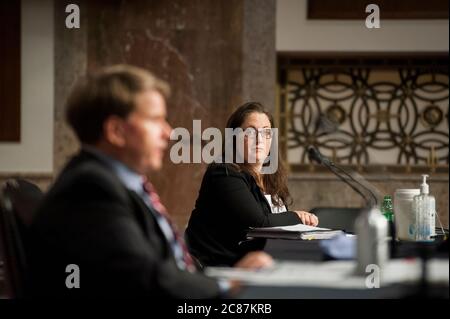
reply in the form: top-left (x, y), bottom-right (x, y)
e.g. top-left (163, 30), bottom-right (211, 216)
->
top-left (276, 0), bottom-right (449, 52)
top-left (0, 0), bottom-right (54, 173)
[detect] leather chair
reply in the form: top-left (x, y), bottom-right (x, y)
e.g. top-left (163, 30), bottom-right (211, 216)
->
top-left (0, 179), bottom-right (43, 298)
top-left (310, 207), bottom-right (362, 234)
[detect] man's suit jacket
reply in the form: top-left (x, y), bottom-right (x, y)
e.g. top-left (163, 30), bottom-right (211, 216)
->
top-left (27, 151), bottom-right (220, 298)
top-left (186, 163), bottom-right (301, 267)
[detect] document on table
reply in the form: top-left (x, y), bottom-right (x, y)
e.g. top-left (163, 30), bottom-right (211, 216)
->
top-left (247, 223), bottom-right (344, 240)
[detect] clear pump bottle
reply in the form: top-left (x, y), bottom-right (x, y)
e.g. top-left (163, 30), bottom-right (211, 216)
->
top-left (412, 175), bottom-right (436, 241)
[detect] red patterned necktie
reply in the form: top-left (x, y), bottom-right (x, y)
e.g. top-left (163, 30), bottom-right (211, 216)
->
top-left (142, 179), bottom-right (196, 272)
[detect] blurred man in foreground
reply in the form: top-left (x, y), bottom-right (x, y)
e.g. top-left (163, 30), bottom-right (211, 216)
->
top-left (28, 65), bottom-right (272, 298)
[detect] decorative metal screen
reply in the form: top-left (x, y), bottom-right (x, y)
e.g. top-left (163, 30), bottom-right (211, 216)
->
top-left (277, 55), bottom-right (449, 174)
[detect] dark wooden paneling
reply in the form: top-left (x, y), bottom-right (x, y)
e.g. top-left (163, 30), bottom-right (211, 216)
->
top-left (0, 1), bottom-right (21, 142)
top-left (308, 0), bottom-right (449, 19)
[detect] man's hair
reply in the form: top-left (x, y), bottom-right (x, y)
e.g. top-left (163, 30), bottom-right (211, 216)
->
top-left (66, 64), bottom-right (170, 144)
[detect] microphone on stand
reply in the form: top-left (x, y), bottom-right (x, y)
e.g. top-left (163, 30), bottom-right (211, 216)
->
top-left (307, 147), bottom-right (378, 208)
top-left (308, 147), bottom-right (398, 272)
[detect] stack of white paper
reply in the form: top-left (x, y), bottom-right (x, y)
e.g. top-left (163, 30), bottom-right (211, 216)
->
top-left (247, 223), bottom-right (344, 240)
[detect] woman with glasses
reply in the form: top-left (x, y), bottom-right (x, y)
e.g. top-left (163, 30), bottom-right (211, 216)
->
top-left (185, 102), bottom-right (318, 267)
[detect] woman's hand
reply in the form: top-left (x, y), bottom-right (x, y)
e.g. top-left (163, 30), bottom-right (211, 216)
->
top-left (295, 211), bottom-right (319, 226)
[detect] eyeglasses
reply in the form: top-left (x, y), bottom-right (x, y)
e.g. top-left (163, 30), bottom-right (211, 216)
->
top-left (242, 127), bottom-right (273, 139)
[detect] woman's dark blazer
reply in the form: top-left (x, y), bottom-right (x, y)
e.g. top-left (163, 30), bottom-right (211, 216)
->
top-left (185, 163), bottom-right (301, 266)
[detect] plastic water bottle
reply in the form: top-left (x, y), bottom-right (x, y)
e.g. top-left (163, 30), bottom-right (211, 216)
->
top-left (381, 195), bottom-right (394, 222)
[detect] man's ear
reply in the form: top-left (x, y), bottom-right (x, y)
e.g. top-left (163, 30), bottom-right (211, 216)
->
top-left (103, 115), bottom-right (127, 147)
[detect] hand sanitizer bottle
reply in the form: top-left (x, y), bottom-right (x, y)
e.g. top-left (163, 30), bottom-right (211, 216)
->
top-left (412, 175), bottom-right (436, 241)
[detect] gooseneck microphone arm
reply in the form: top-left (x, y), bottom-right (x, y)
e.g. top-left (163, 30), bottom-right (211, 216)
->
top-left (307, 147), bottom-right (378, 208)
top-left (328, 160), bottom-right (378, 207)
top-left (328, 162), bottom-right (373, 208)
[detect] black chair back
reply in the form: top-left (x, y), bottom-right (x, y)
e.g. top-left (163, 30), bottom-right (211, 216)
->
top-left (310, 207), bottom-right (362, 233)
top-left (0, 179), bottom-right (43, 298)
